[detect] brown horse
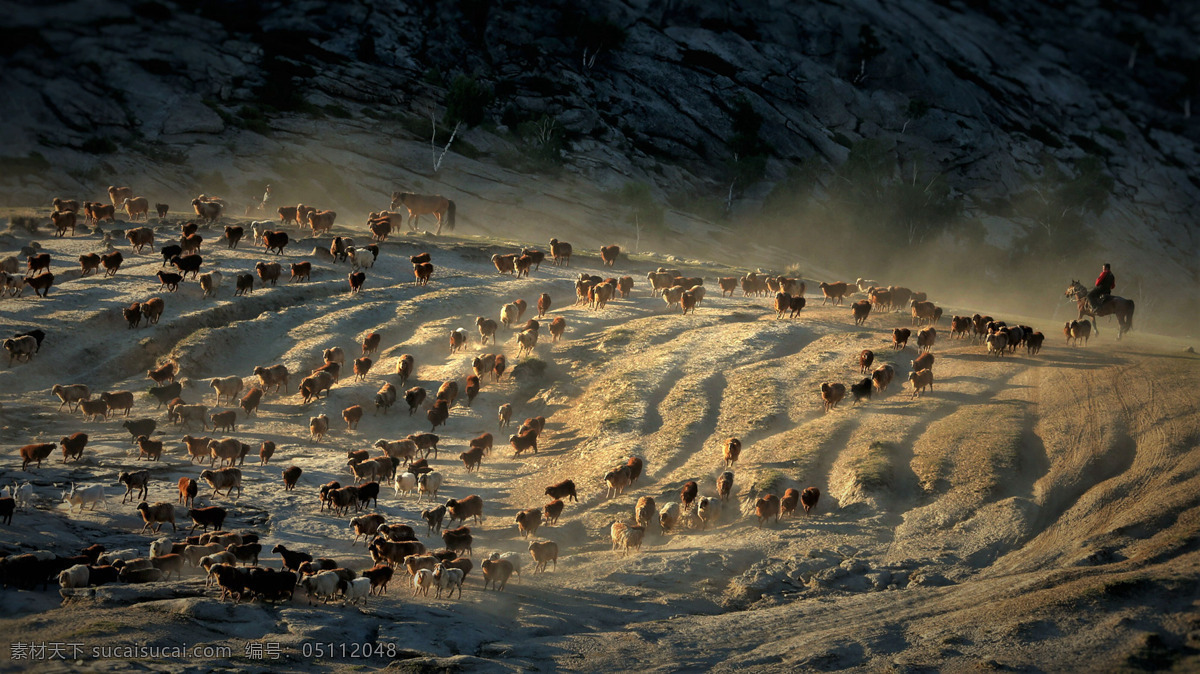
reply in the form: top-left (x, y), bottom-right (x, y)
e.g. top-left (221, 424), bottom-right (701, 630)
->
top-left (1064, 280), bottom-right (1135, 339)
top-left (389, 192), bottom-right (456, 234)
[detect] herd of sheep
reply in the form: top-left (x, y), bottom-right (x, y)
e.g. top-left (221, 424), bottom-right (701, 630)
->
top-left (0, 186), bottom-right (1061, 609)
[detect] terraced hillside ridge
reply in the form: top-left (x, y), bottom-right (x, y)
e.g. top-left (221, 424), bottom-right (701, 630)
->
top-left (0, 210), bottom-right (1197, 672)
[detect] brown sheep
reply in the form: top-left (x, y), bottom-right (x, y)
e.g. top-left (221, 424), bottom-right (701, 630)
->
top-left (476, 317), bottom-right (498, 345)
top-left (724, 438), bottom-right (742, 468)
top-left (239, 388), bottom-right (263, 416)
top-left (909, 368), bottom-right (934, 397)
top-left (123, 303), bottom-right (143, 328)
top-left (852, 300), bottom-right (872, 326)
top-left (21, 252), bottom-right (48, 277)
top-left (950, 316), bottom-right (972, 339)
top-left (60, 432), bottom-right (88, 462)
top-left (79, 398), bottom-right (109, 422)
top-left (820, 382), bottom-right (846, 412)
top-left (604, 466), bottom-right (632, 499)
top-left (459, 446), bottom-right (484, 472)
top-left (464, 375), bottom-right (480, 407)
top-left (781, 488), bottom-right (800, 518)
top-left (548, 317), bottom-right (567, 342)
top-left (869, 287), bottom-right (893, 312)
top-left (437, 380), bottom-right (459, 407)
top-left (892, 328), bottom-right (911, 350)
top-left (755, 493), bottom-right (781, 527)
top-left (19, 273), bottom-right (54, 297)
top-left (801, 487), bottom-right (821, 515)
top-left (911, 352), bottom-right (935, 373)
top-left (405, 387), bottom-right (426, 415)
top-left (136, 435), bottom-right (164, 461)
top-left (191, 198), bottom-right (222, 224)
top-left (353, 357), bottom-right (373, 381)
top-left (549, 238), bottom-right (572, 266)
top-left (544, 499), bottom-right (565, 525)
top-left (872, 364), bottom-right (896, 392)
top-left (491, 253), bottom-right (517, 274)
top-left (141, 297), bottom-right (165, 324)
top-left (307, 209), bottom-right (336, 234)
top-left (126, 227), bottom-right (155, 253)
top-left (859, 349), bottom-right (875, 374)
top-left (100, 391), bottom-right (134, 417)
top-left (123, 196), bottom-right (150, 221)
top-left (773, 292), bottom-right (790, 319)
top-left (178, 477), bottom-right (197, 507)
top-left (19, 443), bottom-right (56, 470)
top-left (522, 248), bottom-right (546, 270)
top-left (282, 466), bottom-right (302, 491)
top-left (413, 262), bottom-right (433, 285)
top-left (819, 281), bottom-right (850, 305)
top-left (528, 540), bottom-right (558, 572)
top-left (515, 508), bottom-right (542, 538)
top-left (78, 253), bottom-right (100, 276)
top-left (343, 405), bottom-right (364, 430)
top-left (427, 399), bottom-right (450, 431)
top-left (493, 354), bottom-right (507, 381)
top-left (509, 430), bottom-right (538, 457)
top-left (599, 245), bottom-right (620, 267)
top-left (545, 480), bottom-right (577, 503)
top-left (262, 231), bottom-right (289, 255)
top-left (395, 354), bottom-right (415, 386)
top-left (916, 327), bottom-right (937, 353)
top-left (210, 410), bottom-right (237, 433)
top-left (137, 502), bottom-right (177, 533)
top-left (259, 441), bottom-right (276, 465)
top-left (348, 271), bottom-right (366, 294)
top-left (255, 261), bottom-right (282, 286)
top-left (289, 262), bottom-right (311, 283)
top-left (100, 250), bottom-right (124, 276)
top-left (361, 332), bottom-right (381, 356)
top-left (625, 456), bottom-right (644, 483)
top-left (446, 495), bottom-right (485, 526)
top-left (716, 472), bottom-right (734, 502)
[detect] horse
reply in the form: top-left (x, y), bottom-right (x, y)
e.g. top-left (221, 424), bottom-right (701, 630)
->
top-left (1064, 280), bottom-right (1135, 339)
top-left (389, 192), bottom-right (456, 234)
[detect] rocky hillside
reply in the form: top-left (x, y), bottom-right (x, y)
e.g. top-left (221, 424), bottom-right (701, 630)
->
top-left (2, 0), bottom-right (1198, 329)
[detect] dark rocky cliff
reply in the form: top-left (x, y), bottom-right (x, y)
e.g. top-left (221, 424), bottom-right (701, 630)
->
top-left (2, 0), bottom-right (1197, 328)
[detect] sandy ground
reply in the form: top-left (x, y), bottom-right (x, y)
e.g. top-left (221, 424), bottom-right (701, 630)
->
top-left (0, 212), bottom-right (1198, 673)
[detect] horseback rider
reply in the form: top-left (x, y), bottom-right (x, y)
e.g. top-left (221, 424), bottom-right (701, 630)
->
top-left (1086, 263), bottom-right (1115, 314)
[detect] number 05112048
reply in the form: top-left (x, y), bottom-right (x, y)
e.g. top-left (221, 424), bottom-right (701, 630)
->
top-left (300, 642), bottom-right (397, 659)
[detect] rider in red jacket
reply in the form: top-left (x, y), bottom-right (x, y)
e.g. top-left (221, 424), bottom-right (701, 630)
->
top-left (1087, 263), bottom-right (1115, 313)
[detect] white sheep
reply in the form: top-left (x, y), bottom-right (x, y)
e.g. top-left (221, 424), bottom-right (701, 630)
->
top-left (347, 246), bottom-right (374, 270)
top-left (63, 483), bottom-right (107, 513)
top-left (659, 502), bottom-right (681, 533)
top-left (393, 472), bottom-right (418, 497)
top-left (300, 570), bottom-right (341, 605)
top-left (97, 548), bottom-right (140, 566)
top-left (13, 482), bottom-right (32, 509)
top-left (417, 471), bottom-right (443, 502)
top-left (500, 303), bottom-right (519, 330)
top-left (489, 552), bottom-right (522, 582)
top-left (433, 563), bottom-right (464, 599)
top-left (58, 564), bottom-right (89, 590)
top-left (322, 347), bottom-right (345, 365)
top-left (342, 577), bottom-right (371, 606)
top-left (412, 568), bottom-right (434, 597)
top-left (150, 537), bottom-right (174, 559)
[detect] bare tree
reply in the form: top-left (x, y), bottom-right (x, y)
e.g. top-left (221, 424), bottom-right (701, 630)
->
top-left (431, 109), bottom-right (462, 174)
